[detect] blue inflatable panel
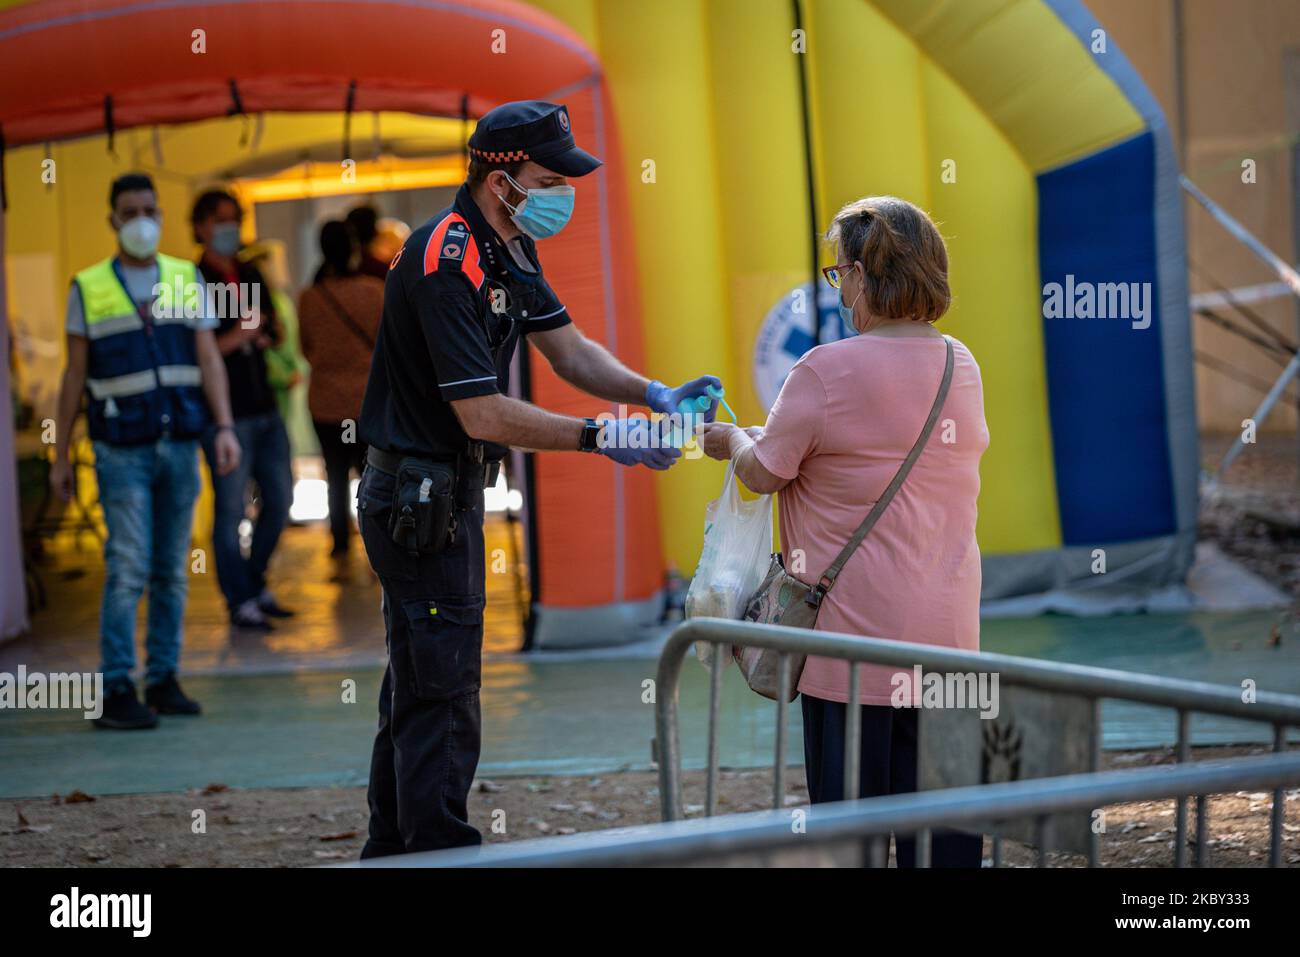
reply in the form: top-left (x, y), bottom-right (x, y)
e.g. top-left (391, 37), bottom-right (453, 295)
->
top-left (1037, 131), bottom-right (1176, 545)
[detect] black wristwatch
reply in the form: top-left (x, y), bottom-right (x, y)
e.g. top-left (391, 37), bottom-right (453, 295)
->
top-left (578, 417), bottom-right (601, 453)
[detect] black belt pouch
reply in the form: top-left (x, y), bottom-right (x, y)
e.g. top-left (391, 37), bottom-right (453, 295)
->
top-left (388, 457), bottom-right (457, 555)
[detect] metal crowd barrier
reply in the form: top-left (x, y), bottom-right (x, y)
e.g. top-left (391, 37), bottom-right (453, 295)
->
top-left (654, 617), bottom-right (1300, 866)
top-left (351, 753), bottom-right (1300, 867)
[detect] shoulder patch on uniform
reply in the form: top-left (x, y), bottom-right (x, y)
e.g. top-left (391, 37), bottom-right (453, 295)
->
top-left (423, 213), bottom-right (484, 289)
top-left (439, 222), bottom-right (470, 264)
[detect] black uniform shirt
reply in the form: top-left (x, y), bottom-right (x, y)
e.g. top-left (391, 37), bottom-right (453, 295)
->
top-left (358, 184), bottom-right (571, 460)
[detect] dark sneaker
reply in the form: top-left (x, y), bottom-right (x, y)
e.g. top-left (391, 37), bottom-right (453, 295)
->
top-left (257, 590), bottom-right (295, 619)
top-left (145, 675), bottom-right (201, 716)
top-left (232, 600), bottom-right (274, 630)
top-left (94, 686), bottom-right (158, 730)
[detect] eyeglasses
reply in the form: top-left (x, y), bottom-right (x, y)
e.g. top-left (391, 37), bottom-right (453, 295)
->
top-left (822, 262), bottom-right (858, 289)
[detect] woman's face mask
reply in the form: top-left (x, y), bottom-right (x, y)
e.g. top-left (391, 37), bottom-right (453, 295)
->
top-left (117, 216), bottom-right (161, 259)
top-left (209, 221), bottom-right (242, 257)
top-left (838, 263), bottom-right (864, 330)
top-left (497, 172), bottom-right (575, 240)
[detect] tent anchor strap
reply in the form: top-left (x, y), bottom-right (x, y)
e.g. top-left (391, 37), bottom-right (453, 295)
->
top-left (343, 80), bottom-right (357, 162)
top-left (460, 92), bottom-right (470, 162)
top-left (103, 95), bottom-right (115, 157)
top-left (227, 80), bottom-right (251, 147)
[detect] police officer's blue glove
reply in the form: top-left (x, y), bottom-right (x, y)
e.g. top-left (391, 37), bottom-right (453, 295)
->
top-left (597, 417), bottom-right (682, 471)
top-left (645, 376), bottom-right (723, 423)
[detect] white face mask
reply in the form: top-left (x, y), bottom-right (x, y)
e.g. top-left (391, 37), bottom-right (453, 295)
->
top-left (118, 217), bottom-right (160, 259)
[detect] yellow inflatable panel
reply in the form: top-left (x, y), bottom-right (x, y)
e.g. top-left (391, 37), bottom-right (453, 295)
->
top-left (875, 0), bottom-right (1145, 172)
top-left (591, 0), bottom-right (738, 573)
top-left (807, 0), bottom-right (931, 217)
top-left (920, 59), bottom-right (1062, 553)
top-left (533, 0), bottom-right (1067, 560)
top-left (702, 0), bottom-right (812, 431)
top-left (527, 0), bottom-right (598, 49)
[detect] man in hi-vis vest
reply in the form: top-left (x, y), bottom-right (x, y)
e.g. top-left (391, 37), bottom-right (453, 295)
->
top-left (51, 172), bottom-right (242, 730)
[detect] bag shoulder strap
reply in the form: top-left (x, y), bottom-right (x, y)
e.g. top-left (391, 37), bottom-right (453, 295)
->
top-left (808, 334), bottom-right (954, 606)
top-left (315, 279), bottom-right (377, 352)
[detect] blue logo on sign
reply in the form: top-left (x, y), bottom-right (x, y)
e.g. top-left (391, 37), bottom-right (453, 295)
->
top-left (752, 281), bottom-right (855, 410)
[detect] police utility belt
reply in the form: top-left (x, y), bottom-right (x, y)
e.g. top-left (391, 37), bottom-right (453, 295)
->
top-left (366, 444), bottom-right (501, 556)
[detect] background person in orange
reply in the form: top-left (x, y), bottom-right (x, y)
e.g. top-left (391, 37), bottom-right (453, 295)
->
top-left (299, 220), bottom-right (384, 576)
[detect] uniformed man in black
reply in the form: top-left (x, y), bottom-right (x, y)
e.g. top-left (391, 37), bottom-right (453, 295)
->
top-left (356, 101), bottom-right (722, 857)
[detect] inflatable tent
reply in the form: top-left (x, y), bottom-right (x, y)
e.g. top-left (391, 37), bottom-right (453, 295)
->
top-left (0, 0), bottom-right (1195, 647)
top-left (550, 0), bottom-right (1196, 617)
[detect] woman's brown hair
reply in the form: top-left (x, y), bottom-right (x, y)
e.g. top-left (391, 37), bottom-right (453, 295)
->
top-left (825, 196), bottom-right (951, 323)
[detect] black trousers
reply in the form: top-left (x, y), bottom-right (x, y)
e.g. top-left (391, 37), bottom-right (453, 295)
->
top-left (312, 420), bottom-right (367, 556)
top-left (357, 464), bottom-right (485, 858)
top-left (801, 694), bottom-right (984, 868)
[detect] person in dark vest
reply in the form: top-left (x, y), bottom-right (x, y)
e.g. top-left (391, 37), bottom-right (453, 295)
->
top-left (51, 172), bottom-right (242, 729)
top-left (192, 189), bottom-right (296, 630)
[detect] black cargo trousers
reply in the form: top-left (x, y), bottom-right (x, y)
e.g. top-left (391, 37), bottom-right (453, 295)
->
top-left (356, 462), bottom-right (486, 858)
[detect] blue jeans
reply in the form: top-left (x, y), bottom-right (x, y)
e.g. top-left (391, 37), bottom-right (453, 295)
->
top-left (201, 412), bottom-right (293, 613)
top-left (93, 438), bottom-right (201, 692)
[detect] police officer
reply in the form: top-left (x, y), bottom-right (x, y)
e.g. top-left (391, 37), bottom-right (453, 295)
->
top-left (356, 101), bottom-right (721, 857)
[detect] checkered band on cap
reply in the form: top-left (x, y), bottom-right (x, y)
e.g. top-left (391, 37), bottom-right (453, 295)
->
top-left (469, 146), bottom-right (530, 162)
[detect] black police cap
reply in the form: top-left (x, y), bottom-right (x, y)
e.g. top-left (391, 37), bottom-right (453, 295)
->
top-left (468, 100), bottom-right (602, 178)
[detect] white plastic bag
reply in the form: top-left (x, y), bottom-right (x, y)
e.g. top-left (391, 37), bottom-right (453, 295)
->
top-left (685, 461), bottom-right (773, 670)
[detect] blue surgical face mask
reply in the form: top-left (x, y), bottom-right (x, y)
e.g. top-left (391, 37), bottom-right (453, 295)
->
top-left (499, 172), bottom-right (575, 240)
top-left (838, 268), bottom-right (863, 329)
top-left (210, 221), bottom-right (242, 257)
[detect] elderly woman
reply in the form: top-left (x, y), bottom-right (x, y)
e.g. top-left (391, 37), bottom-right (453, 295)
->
top-left (697, 196), bottom-right (989, 868)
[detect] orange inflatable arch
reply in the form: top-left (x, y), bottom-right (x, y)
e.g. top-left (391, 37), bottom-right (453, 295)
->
top-left (0, 0), bottom-right (662, 647)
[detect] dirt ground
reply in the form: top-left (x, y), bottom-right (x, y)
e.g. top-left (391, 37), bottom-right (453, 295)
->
top-left (1, 744), bottom-right (1296, 867)
top-left (1200, 430), bottom-right (1300, 600)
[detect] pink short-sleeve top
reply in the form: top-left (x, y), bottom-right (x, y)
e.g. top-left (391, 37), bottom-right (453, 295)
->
top-left (751, 333), bottom-right (989, 705)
